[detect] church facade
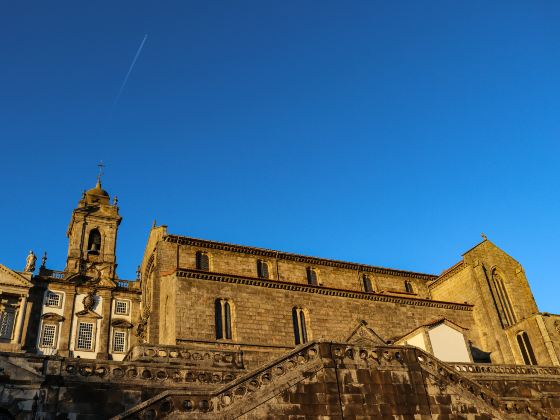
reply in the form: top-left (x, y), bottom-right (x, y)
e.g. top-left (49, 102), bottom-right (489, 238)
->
top-left (0, 180), bottom-right (559, 419)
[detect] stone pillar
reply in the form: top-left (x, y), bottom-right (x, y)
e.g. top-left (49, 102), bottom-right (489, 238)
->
top-left (13, 295), bottom-right (28, 348)
top-left (58, 291), bottom-right (76, 357)
top-left (96, 290), bottom-right (112, 359)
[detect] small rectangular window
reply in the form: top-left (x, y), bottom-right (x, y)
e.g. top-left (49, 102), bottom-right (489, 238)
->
top-left (115, 300), bottom-right (128, 315)
top-left (306, 267), bottom-right (318, 286)
top-left (257, 260), bottom-right (269, 279)
top-left (76, 322), bottom-right (94, 351)
top-left (40, 324), bottom-right (57, 348)
top-left (112, 331), bottom-right (127, 353)
top-left (196, 252), bottom-right (210, 271)
top-left (46, 292), bottom-right (62, 308)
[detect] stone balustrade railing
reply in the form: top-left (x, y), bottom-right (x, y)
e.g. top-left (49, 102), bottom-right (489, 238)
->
top-left (450, 362), bottom-right (560, 377)
top-left (125, 344), bottom-right (244, 370)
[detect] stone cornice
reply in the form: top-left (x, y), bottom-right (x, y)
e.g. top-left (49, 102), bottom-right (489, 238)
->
top-left (165, 235), bottom-right (437, 281)
top-left (428, 261), bottom-right (468, 290)
top-left (176, 269), bottom-right (472, 311)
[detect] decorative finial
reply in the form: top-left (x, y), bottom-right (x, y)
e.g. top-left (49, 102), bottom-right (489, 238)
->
top-left (136, 265), bottom-right (141, 280)
top-left (41, 252), bottom-right (47, 268)
top-left (152, 219), bottom-right (157, 228)
top-left (97, 161), bottom-right (105, 186)
top-left (481, 233), bottom-right (487, 241)
top-left (113, 195), bottom-right (118, 206)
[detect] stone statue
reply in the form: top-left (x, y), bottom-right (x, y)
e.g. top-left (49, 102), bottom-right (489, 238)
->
top-left (41, 252), bottom-right (47, 268)
top-left (24, 250), bottom-right (36, 272)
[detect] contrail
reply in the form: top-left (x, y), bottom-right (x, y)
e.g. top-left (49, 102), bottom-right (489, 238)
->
top-left (113, 34), bottom-right (148, 106)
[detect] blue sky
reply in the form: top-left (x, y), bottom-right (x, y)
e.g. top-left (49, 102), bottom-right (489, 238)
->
top-left (1, 1), bottom-right (559, 312)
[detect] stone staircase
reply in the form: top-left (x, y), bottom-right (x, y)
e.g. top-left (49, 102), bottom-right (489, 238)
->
top-left (112, 341), bottom-right (557, 419)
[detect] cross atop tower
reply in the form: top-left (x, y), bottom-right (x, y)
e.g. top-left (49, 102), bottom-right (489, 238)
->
top-left (97, 161), bottom-right (105, 183)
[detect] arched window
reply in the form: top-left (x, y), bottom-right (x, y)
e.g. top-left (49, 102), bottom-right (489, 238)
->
top-left (516, 331), bottom-right (537, 365)
top-left (363, 275), bottom-right (373, 293)
top-left (87, 229), bottom-right (101, 255)
top-left (492, 271), bottom-right (516, 327)
top-left (257, 260), bottom-right (269, 279)
top-left (306, 267), bottom-right (318, 286)
top-left (196, 251), bottom-right (210, 271)
top-left (215, 299), bottom-right (232, 340)
top-left (292, 307), bottom-right (309, 345)
top-left (404, 280), bottom-right (413, 293)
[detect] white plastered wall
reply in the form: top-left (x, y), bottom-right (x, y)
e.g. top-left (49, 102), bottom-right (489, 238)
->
top-left (69, 294), bottom-right (103, 359)
top-left (428, 323), bottom-right (471, 363)
top-left (405, 331), bottom-right (427, 351)
top-left (36, 289), bottom-right (66, 356)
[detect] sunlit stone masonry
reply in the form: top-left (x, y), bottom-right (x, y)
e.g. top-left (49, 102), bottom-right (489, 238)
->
top-left (0, 179), bottom-right (559, 419)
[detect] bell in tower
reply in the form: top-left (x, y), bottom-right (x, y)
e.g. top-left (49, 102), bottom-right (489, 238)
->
top-left (64, 176), bottom-right (122, 281)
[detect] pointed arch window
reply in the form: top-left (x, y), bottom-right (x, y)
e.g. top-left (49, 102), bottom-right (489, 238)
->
top-left (257, 260), bottom-right (269, 279)
top-left (492, 271), bottom-right (517, 327)
top-left (196, 252), bottom-right (210, 271)
top-left (306, 267), bottom-right (318, 286)
top-left (215, 299), bottom-right (232, 340)
top-left (516, 331), bottom-right (537, 365)
top-left (363, 275), bottom-right (373, 293)
top-left (292, 307), bottom-right (309, 345)
top-left (87, 229), bottom-right (101, 255)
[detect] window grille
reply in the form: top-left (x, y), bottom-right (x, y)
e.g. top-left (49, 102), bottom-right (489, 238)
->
top-left (196, 252), bottom-right (210, 271)
top-left (292, 307), bottom-right (309, 345)
top-left (215, 299), bottom-right (232, 340)
top-left (113, 331), bottom-right (127, 353)
top-left (306, 267), bottom-right (318, 286)
top-left (363, 275), bottom-right (373, 293)
top-left (40, 324), bottom-right (57, 348)
top-left (0, 312), bottom-right (15, 339)
top-left (115, 300), bottom-right (128, 315)
top-left (46, 292), bottom-right (61, 307)
top-left (77, 322), bottom-right (94, 350)
top-left (517, 331), bottom-right (537, 365)
top-left (257, 260), bottom-right (269, 279)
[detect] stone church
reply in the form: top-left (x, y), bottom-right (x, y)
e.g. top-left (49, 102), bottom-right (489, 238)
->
top-left (0, 179), bottom-right (559, 419)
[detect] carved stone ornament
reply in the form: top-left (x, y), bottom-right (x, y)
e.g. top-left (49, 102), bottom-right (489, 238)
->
top-left (555, 321), bottom-right (560, 335)
top-left (82, 291), bottom-right (95, 311)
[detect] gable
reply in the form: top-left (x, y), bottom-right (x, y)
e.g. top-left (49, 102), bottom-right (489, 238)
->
top-left (0, 263), bottom-right (32, 289)
top-left (346, 320), bottom-right (386, 346)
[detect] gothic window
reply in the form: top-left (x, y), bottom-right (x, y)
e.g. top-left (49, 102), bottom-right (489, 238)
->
top-left (215, 299), bottom-right (232, 340)
top-left (112, 330), bottom-right (127, 353)
top-left (306, 267), bottom-right (318, 286)
top-left (257, 260), bottom-right (269, 279)
top-left (196, 251), bottom-right (210, 271)
top-left (0, 311), bottom-right (15, 340)
top-left (517, 331), bottom-right (537, 365)
top-left (492, 271), bottom-right (517, 327)
top-left (363, 275), bottom-right (373, 293)
top-left (292, 307), bottom-right (309, 345)
top-left (87, 229), bottom-right (102, 255)
top-left (39, 324), bottom-right (57, 348)
top-left (45, 291), bottom-right (62, 308)
top-left (76, 322), bottom-right (95, 351)
top-left (404, 280), bottom-right (413, 293)
top-left (114, 300), bottom-right (129, 315)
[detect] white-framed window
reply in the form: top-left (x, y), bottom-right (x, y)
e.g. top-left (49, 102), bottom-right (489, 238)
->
top-left (46, 291), bottom-right (62, 308)
top-left (114, 300), bottom-right (129, 315)
top-left (0, 311), bottom-right (15, 339)
top-left (40, 324), bottom-right (57, 348)
top-left (112, 330), bottom-right (127, 353)
top-left (76, 322), bottom-right (94, 351)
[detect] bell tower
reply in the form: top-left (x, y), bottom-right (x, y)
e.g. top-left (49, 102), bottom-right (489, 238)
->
top-left (64, 177), bottom-right (122, 280)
